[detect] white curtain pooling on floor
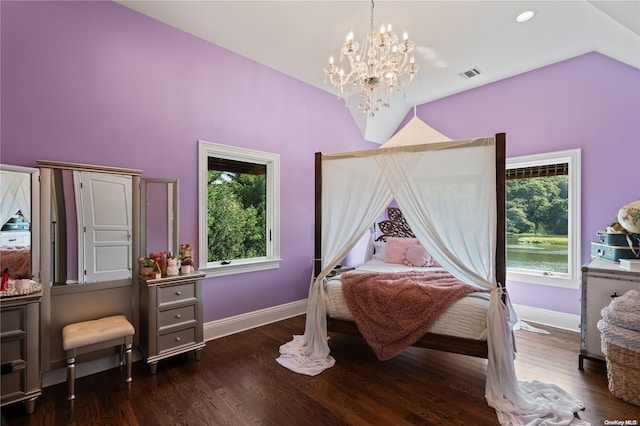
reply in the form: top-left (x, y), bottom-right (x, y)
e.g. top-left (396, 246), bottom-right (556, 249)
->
top-left (276, 135), bottom-right (588, 425)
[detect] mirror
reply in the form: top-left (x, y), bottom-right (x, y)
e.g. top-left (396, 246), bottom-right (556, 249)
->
top-left (141, 178), bottom-right (179, 259)
top-left (0, 164), bottom-right (40, 283)
top-left (37, 161), bottom-right (140, 286)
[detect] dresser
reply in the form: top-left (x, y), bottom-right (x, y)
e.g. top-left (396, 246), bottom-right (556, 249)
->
top-left (0, 231), bottom-right (30, 247)
top-left (1, 291), bottom-right (41, 414)
top-left (580, 258), bottom-right (640, 369)
top-left (138, 272), bottom-right (206, 374)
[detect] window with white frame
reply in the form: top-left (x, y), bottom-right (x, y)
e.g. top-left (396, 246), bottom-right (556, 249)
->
top-left (198, 141), bottom-right (280, 277)
top-left (505, 149), bottom-right (581, 288)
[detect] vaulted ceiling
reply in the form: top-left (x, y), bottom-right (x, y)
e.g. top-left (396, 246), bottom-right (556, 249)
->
top-left (118, 1), bottom-right (640, 143)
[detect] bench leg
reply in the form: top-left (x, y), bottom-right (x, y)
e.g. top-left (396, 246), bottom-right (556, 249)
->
top-left (125, 343), bottom-right (132, 384)
top-left (67, 357), bottom-right (76, 401)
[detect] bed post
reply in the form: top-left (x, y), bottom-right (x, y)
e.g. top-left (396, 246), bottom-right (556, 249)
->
top-left (314, 152), bottom-right (322, 279)
top-left (495, 133), bottom-right (506, 300)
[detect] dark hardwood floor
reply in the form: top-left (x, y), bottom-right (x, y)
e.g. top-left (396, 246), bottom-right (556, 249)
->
top-left (2, 315), bottom-right (638, 425)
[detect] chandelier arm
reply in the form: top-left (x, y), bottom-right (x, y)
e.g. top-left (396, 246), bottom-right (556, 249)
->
top-left (370, 0), bottom-right (375, 31)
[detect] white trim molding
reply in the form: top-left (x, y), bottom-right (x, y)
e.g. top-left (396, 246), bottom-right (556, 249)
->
top-left (204, 299), bottom-right (307, 341)
top-left (506, 148), bottom-right (581, 290)
top-left (513, 303), bottom-right (580, 333)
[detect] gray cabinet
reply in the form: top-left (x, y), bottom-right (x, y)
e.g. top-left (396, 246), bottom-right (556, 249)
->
top-left (1, 291), bottom-right (41, 414)
top-left (138, 272), bottom-right (206, 374)
top-left (580, 258), bottom-right (640, 369)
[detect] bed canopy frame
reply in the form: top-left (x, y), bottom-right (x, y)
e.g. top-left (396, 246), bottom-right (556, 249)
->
top-left (314, 134), bottom-right (506, 359)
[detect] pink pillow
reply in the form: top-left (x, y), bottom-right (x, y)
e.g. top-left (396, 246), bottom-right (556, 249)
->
top-left (404, 245), bottom-right (431, 267)
top-left (384, 238), bottom-right (419, 264)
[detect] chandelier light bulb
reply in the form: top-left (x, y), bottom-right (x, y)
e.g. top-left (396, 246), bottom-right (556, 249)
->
top-left (403, 32), bottom-right (408, 41)
top-left (346, 31), bottom-right (354, 41)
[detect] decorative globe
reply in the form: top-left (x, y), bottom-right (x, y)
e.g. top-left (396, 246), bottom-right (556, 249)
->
top-left (617, 200), bottom-right (640, 234)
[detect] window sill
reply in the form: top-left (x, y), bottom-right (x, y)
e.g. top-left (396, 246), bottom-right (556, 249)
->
top-left (507, 270), bottom-right (580, 289)
top-left (200, 258), bottom-right (282, 278)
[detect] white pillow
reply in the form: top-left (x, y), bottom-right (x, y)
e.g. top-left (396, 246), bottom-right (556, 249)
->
top-left (372, 240), bottom-right (387, 261)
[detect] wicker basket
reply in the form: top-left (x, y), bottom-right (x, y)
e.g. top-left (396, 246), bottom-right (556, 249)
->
top-left (601, 338), bottom-right (640, 406)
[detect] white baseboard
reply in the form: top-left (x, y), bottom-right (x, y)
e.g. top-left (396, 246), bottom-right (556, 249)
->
top-left (513, 303), bottom-right (580, 333)
top-left (204, 299), bottom-right (307, 341)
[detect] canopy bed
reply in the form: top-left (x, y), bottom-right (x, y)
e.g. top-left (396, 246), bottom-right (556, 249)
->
top-left (277, 130), bottom-right (588, 425)
top-left (324, 207), bottom-right (494, 360)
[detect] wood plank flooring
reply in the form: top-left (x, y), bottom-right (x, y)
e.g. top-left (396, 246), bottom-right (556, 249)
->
top-left (2, 315), bottom-right (639, 425)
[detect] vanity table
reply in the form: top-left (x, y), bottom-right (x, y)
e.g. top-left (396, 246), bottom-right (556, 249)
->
top-left (1, 290), bottom-right (42, 414)
top-left (138, 272), bottom-right (206, 374)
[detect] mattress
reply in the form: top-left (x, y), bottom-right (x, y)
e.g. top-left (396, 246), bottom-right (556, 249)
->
top-left (324, 260), bottom-right (489, 340)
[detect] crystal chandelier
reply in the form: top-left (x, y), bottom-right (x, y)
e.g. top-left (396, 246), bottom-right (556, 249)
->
top-left (324, 0), bottom-right (418, 117)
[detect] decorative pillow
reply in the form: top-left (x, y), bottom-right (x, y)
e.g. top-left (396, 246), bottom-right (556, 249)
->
top-left (404, 244), bottom-right (431, 267)
top-left (384, 237), bottom-right (419, 264)
top-left (372, 240), bottom-right (387, 261)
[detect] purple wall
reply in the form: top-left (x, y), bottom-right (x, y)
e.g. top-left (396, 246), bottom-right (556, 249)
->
top-left (2, 2), bottom-right (638, 321)
top-left (411, 53), bottom-right (640, 315)
top-left (1, 1), bottom-right (376, 322)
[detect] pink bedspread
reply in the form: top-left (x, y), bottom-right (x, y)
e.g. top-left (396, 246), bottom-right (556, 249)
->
top-left (341, 270), bottom-right (487, 360)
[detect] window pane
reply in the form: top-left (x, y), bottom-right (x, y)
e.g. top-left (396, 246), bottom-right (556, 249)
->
top-left (506, 175), bottom-right (568, 273)
top-left (207, 159), bottom-right (266, 262)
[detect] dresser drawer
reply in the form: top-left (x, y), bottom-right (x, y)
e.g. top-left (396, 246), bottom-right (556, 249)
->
top-left (0, 232), bottom-right (30, 247)
top-left (1, 305), bottom-right (26, 334)
top-left (1, 336), bottom-right (25, 363)
top-left (157, 327), bottom-right (196, 354)
top-left (158, 304), bottom-right (196, 329)
top-left (157, 282), bottom-right (196, 306)
top-left (0, 366), bottom-right (26, 400)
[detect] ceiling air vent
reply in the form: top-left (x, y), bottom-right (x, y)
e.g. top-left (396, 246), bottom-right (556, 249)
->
top-left (458, 68), bottom-right (482, 80)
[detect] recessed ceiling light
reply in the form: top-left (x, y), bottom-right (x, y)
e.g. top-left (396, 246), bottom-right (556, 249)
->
top-left (516, 10), bottom-right (536, 23)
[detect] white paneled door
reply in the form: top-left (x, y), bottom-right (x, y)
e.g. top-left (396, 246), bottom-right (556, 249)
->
top-left (75, 171), bottom-right (132, 283)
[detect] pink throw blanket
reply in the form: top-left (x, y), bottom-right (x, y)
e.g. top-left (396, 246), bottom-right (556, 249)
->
top-left (341, 270), bottom-right (487, 360)
top-left (0, 247), bottom-right (31, 279)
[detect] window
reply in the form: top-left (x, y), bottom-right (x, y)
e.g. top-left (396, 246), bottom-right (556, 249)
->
top-left (506, 149), bottom-right (581, 288)
top-left (198, 141), bottom-right (280, 277)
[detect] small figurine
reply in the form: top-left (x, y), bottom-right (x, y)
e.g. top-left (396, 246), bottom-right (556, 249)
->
top-left (181, 258), bottom-right (194, 274)
top-left (1, 268), bottom-right (10, 291)
top-left (166, 257), bottom-right (179, 276)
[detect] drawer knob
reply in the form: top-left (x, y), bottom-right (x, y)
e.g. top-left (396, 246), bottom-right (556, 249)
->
top-left (175, 337), bottom-right (181, 342)
top-left (175, 291), bottom-right (182, 296)
top-left (175, 314), bottom-right (181, 319)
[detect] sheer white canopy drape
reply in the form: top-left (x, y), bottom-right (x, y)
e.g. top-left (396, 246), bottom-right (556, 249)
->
top-left (277, 137), bottom-right (498, 373)
top-left (277, 135), bottom-right (587, 425)
top-left (0, 170), bottom-right (31, 227)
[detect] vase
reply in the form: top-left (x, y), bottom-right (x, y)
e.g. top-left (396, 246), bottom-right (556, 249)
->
top-left (140, 266), bottom-right (155, 276)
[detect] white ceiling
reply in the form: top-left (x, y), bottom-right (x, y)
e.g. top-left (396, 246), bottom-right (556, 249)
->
top-left (117, 0), bottom-right (640, 143)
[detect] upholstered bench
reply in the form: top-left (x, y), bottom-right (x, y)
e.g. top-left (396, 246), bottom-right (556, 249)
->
top-left (62, 315), bottom-right (135, 401)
